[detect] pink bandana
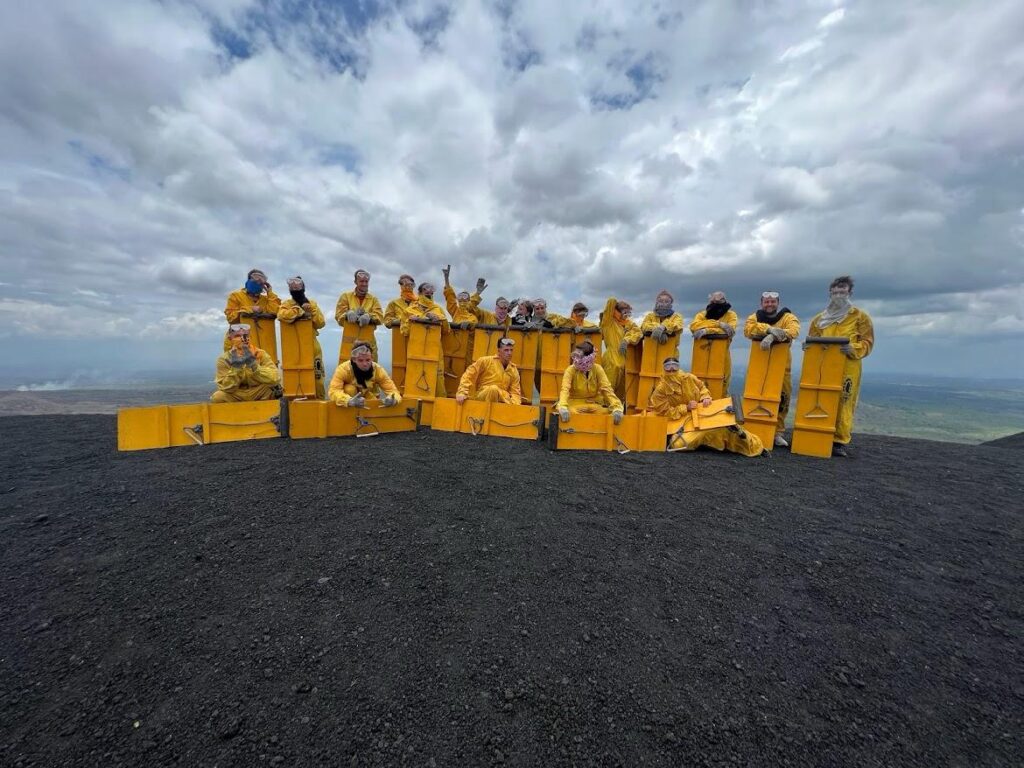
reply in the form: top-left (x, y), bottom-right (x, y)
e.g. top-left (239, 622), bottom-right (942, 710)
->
top-left (572, 350), bottom-right (596, 373)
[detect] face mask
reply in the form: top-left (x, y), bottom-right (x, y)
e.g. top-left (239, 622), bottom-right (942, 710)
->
top-left (245, 279), bottom-right (263, 296)
top-left (572, 351), bottom-right (596, 373)
top-left (290, 289), bottom-right (308, 305)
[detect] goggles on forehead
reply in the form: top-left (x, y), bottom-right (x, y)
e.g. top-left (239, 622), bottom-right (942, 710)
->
top-left (761, 291), bottom-right (780, 299)
top-left (497, 338), bottom-right (515, 348)
top-left (351, 343), bottom-right (373, 356)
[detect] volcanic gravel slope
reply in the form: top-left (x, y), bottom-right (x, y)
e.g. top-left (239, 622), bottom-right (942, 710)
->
top-left (1, 416), bottom-right (1022, 768)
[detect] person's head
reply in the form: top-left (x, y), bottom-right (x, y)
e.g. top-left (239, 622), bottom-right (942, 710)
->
top-left (227, 323), bottom-right (251, 348)
top-left (354, 269), bottom-right (370, 296)
top-left (418, 282), bottom-right (435, 299)
top-left (760, 290), bottom-right (780, 313)
top-left (247, 268), bottom-right (267, 285)
top-left (496, 336), bottom-right (515, 363)
top-left (829, 275), bottom-right (854, 298)
top-left (708, 291), bottom-right (727, 305)
top-left (516, 300), bottom-right (534, 317)
top-left (663, 356), bottom-right (681, 374)
top-left (457, 290), bottom-right (471, 304)
top-left (571, 302), bottom-right (588, 321)
top-left (533, 298), bottom-right (547, 317)
top-left (398, 274), bottom-right (415, 292)
top-left (351, 342), bottom-right (373, 371)
top-left (494, 296), bottom-right (510, 322)
top-left (614, 300), bottom-right (632, 320)
top-left (287, 276), bottom-right (305, 292)
top-left (654, 290), bottom-right (674, 316)
top-left (571, 340), bottom-right (596, 371)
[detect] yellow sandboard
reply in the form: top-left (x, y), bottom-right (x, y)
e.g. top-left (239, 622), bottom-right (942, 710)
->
top-left (690, 333), bottom-right (731, 399)
top-left (117, 400), bottom-right (283, 451)
top-left (741, 338), bottom-right (790, 449)
top-left (637, 332), bottom-right (681, 411)
top-left (791, 337), bottom-right (849, 458)
top-left (547, 412), bottom-right (667, 453)
top-left (337, 319), bottom-right (379, 363)
top-left (538, 329), bottom-right (574, 405)
top-left (391, 325), bottom-right (407, 389)
top-left (279, 318), bottom-right (318, 399)
top-left (286, 399), bottom-right (421, 439)
top-left (403, 321), bottom-right (444, 425)
top-left (431, 398), bottom-right (545, 440)
top-left (238, 313), bottom-right (279, 364)
top-left (443, 327), bottom-right (473, 389)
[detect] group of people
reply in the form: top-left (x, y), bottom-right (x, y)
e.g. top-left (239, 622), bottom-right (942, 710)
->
top-left (213, 267), bottom-right (874, 457)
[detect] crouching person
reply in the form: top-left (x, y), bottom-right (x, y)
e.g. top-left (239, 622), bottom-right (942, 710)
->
top-left (328, 342), bottom-right (401, 408)
top-left (650, 357), bottom-right (764, 456)
top-left (211, 324), bottom-right (282, 402)
top-left (455, 337), bottom-right (522, 405)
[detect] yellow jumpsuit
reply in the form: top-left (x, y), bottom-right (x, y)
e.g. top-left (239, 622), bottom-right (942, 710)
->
top-left (690, 309), bottom-right (739, 394)
top-left (808, 307), bottom-right (874, 445)
top-left (402, 297), bottom-right (450, 397)
top-left (557, 364), bottom-right (623, 414)
top-left (223, 288), bottom-right (281, 351)
top-left (383, 295), bottom-right (414, 328)
top-left (744, 311), bottom-right (801, 429)
top-left (334, 291), bottom-right (385, 360)
top-left (211, 348), bottom-right (281, 402)
top-left (598, 297), bottom-right (641, 399)
top-left (650, 371), bottom-right (764, 456)
top-left (328, 361), bottom-right (402, 406)
top-left (456, 355), bottom-right (523, 404)
top-left (277, 298), bottom-right (326, 399)
top-left (550, 313), bottom-right (598, 330)
top-left (443, 285), bottom-right (479, 363)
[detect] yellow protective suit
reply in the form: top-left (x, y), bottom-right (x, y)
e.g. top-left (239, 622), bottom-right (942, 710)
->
top-left (383, 295), bottom-right (415, 328)
top-left (690, 308), bottom-right (739, 393)
top-left (334, 291), bottom-right (385, 358)
top-left (211, 348), bottom-right (281, 402)
top-left (557, 364), bottom-right (623, 414)
top-left (278, 298), bottom-right (326, 399)
top-left (402, 297), bottom-right (450, 397)
top-left (808, 307), bottom-right (874, 445)
top-left (599, 297), bottom-right (641, 399)
top-left (328, 361), bottom-right (402, 406)
top-left (456, 355), bottom-right (523, 405)
top-left (443, 285), bottom-right (480, 326)
top-left (223, 288), bottom-right (281, 351)
top-left (744, 310), bottom-right (801, 429)
top-left (651, 371), bottom-right (763, 456)
top-left (468, 292), bottom-right (513, 326)
top-left (550, 312), bottom-right (597, 330)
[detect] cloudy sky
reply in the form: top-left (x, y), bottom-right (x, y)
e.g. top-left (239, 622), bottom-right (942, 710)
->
top-left (1, 0), bottom-right (1022, 386)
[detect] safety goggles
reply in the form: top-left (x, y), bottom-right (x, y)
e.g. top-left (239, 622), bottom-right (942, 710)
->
top-left (228, 323), bottom-right (252, 335)
top-left (662, 357), bottom-right (680, 371)
top-left (497, 338), bottom-right (515, 348)
top-left (761, 291), bottom-right (780, 299)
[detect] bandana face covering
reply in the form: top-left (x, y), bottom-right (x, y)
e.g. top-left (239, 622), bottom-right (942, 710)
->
top-left (245, 279), bottom-right (263, 296)
top-left (571, 350), bottom-right (596, 373)
top-left (400, 287), bottom-right (416, 302)
top-left (290, 289), bottom-right (308, 305)
top-left (818, 295), bottom-right (852, 327)
top-left (654, 291), bottom-right (674, 318)
top-left (705, 302), bottom-right (731, 321)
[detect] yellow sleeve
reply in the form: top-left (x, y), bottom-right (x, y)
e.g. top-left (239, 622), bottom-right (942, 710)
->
top-left (557, 367), bottom-right (575, 409)
top-left (224, 291), bottom-right (243, 324)
top-left (263, 291), bottom-right (281, 315)
top-left (374, 365), bottom-right (401, 401)
top-left (640, 313), bottom-right (659, 332)
top-left (250, 350), bottom-right (280, 385)
top-left (443, 285), bottom-right (459, 319)
top-left (457, 358), bottom-right (482, 399)
top-left (307, 300), bottom-right (326, 329)
top-left (599, 298), bottom-right (618, 335)
top-left (334, 293), bottom-right (350, 325)
top-left (596, 366), bottom-right (623, 411)
top-left (624, 322), bottom-right (643, 344)
top-left (547, 313), bottom-right (572, 329)
top-left (277, 300), bottom-right (303, 323)
top-left (509, 366), bottom-right (523, 405)
top-left (850, 311), bottom-right (874, 358)
top-left (808, 314), bottom-right (822, 338)
top-left (744, 313), bottom-right (769, 339)
top-left (780, 313), bottom-right (801, 341)
top-left (215, 355), bottom-right (244, 391)
top-left (662, 313), bottom-right (684, 335)
top-left (690, 310), bottom-right (736, 335)
top-left (697, 378), bottom-right (711, 401)
top-left (367, 296), bottom-right (384, 325)
top-left (649, 379), bottom-right (676, 417)
top-left (328, 364), bottom-right (353, 405)
top-left (383, 299), bottom-right (404, 328)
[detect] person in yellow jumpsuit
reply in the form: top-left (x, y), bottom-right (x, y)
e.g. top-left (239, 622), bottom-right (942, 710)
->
top-left (211, 324), bottom-right (282, 402)
top-left (383, 274), bottom-right (416, 328)
top-left (806, 275), bottom-right (874, 457)
top-left (549, 302), bottom-right (598, 331)
top-left (690, 290), bottom-right (739, 394)
top-left (599, 297), bottom-right (640, 399)
top-left (650, 357), bottom-right (764, 456)
top-left (744, 291), bottom-right (801, 447)
top-left (442, 265), bottom-right (484, 329)
top-left (638, 290), bottom-right (685, 342)
top-left (335, 269), bottom-right (385, 360)
top-left (401, 282), bottom-right (451, 397)
top-left (276, 276), bottom-right (326, 398)
top-left (468, 278), bottom-right (513, 326)
top-left (455, 337), bottom-right (522, 404)
top-left (556, 341), bottom-right (624, 423)
top-left (328, 342), bottom-right (401, 407)
top-left (223, 269), bottom-right (281, 351)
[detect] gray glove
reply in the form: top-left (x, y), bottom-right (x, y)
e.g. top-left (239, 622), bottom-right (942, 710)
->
top-left (652, 325), bottom-right (668, 343)
top-left (457, 321), bottom-right (471, 330)
top-left (558, 407), bottom-right (570, 423)
top-left (574, 326), bottom-right (584, 333)
top-left (618, 340), bottom-right (627, 354)
top-left (801, 341), bottom-right (809, 351)
top-left (840, 343), bottom-right (855, 357)
top-left (355, 307), bottom-right (367, 316)
top-left (612, 410), bottom-right (623, 425)
top-left (693, 328), bottom-right (708, 340)
top-left (718, 322), bottom-right (734, 336)
top-left (381, 393), bottom-right (398, 407)
top-left (476, 278), bottom-right (487, 294)
top-left (346, 394), bottom-right (366, 408)
top-left (228, 351), bottom-right (248, 368)
top-left (769, 326), bottom-right (788, 341)
top-left (357, 313), bottom-right (371, 326)
top-left (344, 310), bottom-right (359, 323)
top-left (760, 335), bottom-right (775, 350)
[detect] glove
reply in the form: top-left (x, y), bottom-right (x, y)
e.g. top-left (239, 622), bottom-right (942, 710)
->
top-left (574, 326), bottom-right (584, 333)
top-left (509, 297), bottom-right (520, 308)
top-left (346, 394), bottom-right (366, 408)
top-left (840, 343), bottom-right (855, 358)
top-left (344, 310), bottom-right (359, 323)
top-left (801, 341), bottom-right (808, 351)
top-left (476, 278), bottom-right (487, 293)
top-left (760, 335), bottom-right (775, 350)
top-left (442, 265), bottom-right (451, 284)
top-left (228, 352), bottom-right (247, 368)
top-left (612, 410), bottom-right (623, 425)
top-left (357, 313), bottom-right (371, 326)
top-left (457, 321), bottom-right (471, 330)
top-left (770, 326), bottom-right (788, 341)
top-left (652, 325), bottom-right (667, 343)
top-left (384, 319), bottom-right (396, 328)
top-left (558, 407), bottom-right (570, 423)
top-left (718, 322), bottom-right (734, 336)
top-left (618, 340), bottom-right (627, 355)
top-left (693, 328), bottom-right (708, 340)
top-left (355, 307), bottom-right (367, 316)
top-left (381, 393), bottom-right (398, 407)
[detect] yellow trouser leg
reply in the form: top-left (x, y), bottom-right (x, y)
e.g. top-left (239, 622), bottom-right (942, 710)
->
top-left (211, 383), bottom-right (278, 403)
top-left (314, 338), bottom-right (325, 399)
top-left (834, 360), bottom-right (862, 445)
top-left (568, 400), bottom-right (611, 415)
top-left (475, 385), bottom-right (508, 403)
top-left (723, 352), bottom-right (732, 396)
top-left (777, 366), bottom-right (792, 429)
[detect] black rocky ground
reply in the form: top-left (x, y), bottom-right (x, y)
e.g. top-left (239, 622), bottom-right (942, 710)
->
top-left (1, 415), bottom-right (1022, 767)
